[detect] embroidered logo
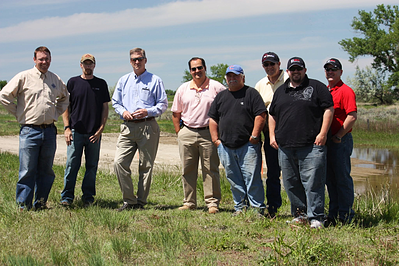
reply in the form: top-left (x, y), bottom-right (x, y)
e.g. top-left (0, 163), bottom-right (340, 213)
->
top-left (142, 87), bottom-right (149, 91)
top-left (51, 84), bottom-right (56, 88)
top-left (289, 86), bottom-right (313, 101)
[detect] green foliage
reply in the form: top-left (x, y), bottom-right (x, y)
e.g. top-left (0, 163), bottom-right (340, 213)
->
top-left (0, 80), bottom-right (7, 90)
top-left (339, 4), bottom-right (399, 88)
top-left (209, 63), bottom-right (229, 86)
top-left (346, 66), bottom-right (398, 104)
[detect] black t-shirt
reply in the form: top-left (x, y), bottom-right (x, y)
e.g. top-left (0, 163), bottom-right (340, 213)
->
top-left (208, 85), bottom-right (266, 148)
top-left (67, 76), bottom-right (110, 134)
top-left (269, 75), bottom-right (333, 148)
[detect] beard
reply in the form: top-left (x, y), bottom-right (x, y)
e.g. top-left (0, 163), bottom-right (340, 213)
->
top-left (84, 69), bottom-right (93, 76)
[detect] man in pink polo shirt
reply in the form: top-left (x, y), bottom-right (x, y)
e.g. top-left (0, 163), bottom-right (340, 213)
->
top-left (172, 57), bottom-right (226, 214)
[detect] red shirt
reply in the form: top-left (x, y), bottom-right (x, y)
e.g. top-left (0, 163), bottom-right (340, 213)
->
top-left (329, 80), bottom-right (357, 135)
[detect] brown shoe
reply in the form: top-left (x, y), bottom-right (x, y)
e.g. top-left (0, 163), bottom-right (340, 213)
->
top-left (208, 206), bottom-right (219, 214)
top-left (178, 205), bottom-right (196, 210)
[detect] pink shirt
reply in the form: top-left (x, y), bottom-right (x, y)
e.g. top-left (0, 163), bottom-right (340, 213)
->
top-left (171, 78), bottom-right (226, 128)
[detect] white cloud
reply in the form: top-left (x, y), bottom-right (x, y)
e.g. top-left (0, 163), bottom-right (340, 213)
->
top-left (1, 0), bottom-right (396, 43)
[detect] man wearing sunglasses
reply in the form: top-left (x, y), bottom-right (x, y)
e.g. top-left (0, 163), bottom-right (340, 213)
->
top-left (255, 52), bottom-right (289, 218)
top-left (112, 48), bottom-right (168, 211)
top-left (268, 57), bottom-right (334, 228)
top-left (171, 57), bottom-right (226, 214)
top-left (323, 58), bottom-right (357, 226)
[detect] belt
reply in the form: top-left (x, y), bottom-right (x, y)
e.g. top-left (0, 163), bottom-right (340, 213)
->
top-left (124, 117), bottom-right (155, 123)
top-left (184, 125), bottom-right (209, 130)
top-left (22, 123), bottom-right (55, 129)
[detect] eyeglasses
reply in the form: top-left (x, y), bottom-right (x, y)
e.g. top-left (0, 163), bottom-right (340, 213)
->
top-left (191, 66), bottom-right (204, 72)
top-left (131, 57), bottom-right (145, 62)
top-left (263, 62), bottom-right (276, 67)
top-left (289, 66), bottom-right (303, 72)
top-left (325, 67), bottom-right (339, 72)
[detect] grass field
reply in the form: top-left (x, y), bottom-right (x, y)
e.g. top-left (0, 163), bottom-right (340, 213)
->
top-left (1, 104), bottom-right (399, 265)
top-left (0, 151), bottom-right (398, 265)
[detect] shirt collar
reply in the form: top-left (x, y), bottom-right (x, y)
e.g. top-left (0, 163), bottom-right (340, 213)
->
top-left (328, 80), bottom-right (344, 92)
top-left (190, 77), bottom-right (209, 92)
top-left (134, 69), bottom-right (147, 79)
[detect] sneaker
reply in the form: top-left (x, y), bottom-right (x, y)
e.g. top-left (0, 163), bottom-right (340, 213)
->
top-left (208, 206), bottom-right (219, 214)
top-left (231, 210), bottom-right (243, 217)
top-left (310, 219), bottom-right (323, 229)
top-left (287, 215), bottom-right (308, 224)
top-left (133, 204), bottom-right (144, 210)
top-left (117, 203), bottom-right (135, 212)
top-left (61, 200), bottom-right (71, 207)
top-left (178, 205), bottom-right (196, 210)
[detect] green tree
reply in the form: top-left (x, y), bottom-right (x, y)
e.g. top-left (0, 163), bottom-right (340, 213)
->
top-left (346, 66), bottom-right (398, 104)
top-left (0, 80), bottom-right (7, 90)
top-left (182, 63), bottom-right (229, 86)
top-left (339, 4), bottom-right (399, 88)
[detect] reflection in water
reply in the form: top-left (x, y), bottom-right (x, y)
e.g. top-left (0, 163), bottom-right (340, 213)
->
top-left (351, 147), bottom-right (399, 199)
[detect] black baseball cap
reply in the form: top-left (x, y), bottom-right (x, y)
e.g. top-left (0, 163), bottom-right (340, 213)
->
top-left (262, 52), bottom-right (280, 64)
top-left (287, 57), bottom-right (305, 69)
top-left (324, 58), bottom-right (342, 69)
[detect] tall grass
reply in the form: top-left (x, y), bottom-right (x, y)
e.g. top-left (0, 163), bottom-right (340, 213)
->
top-left (1, 152), bottom-right (399, 265)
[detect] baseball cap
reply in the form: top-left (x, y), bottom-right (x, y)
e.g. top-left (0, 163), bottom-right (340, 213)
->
top-left (80, 53), bottom-right (95, 64)
top-left (262, 52), bottom-right (280, 64)
top-left (324, 58), bottom-right (342, 69)
top-left (225, 65), bottom-right (244, 75)
top-left (287, 57), bottom-right (305, 69)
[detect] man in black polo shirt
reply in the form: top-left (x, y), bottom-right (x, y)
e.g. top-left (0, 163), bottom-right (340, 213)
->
top-left (60, 53), bottom-right (110, 207)
top-left (269, 57), bottom-right (334, 228)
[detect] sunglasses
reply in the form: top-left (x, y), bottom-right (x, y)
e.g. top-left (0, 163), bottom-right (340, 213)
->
top-left (131, 57), bottom-right (145, 62)
top-left (325, 67), bottom-right (339, 72)
top-left (191, 66), bottom-right (204, 72)
top-left (263, 62), bottom-right (276, 67)
top-left (289, 66), bottom-right (303, 72)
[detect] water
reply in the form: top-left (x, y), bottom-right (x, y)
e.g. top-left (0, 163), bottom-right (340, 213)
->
top-left (351, 147), bottom-right (399, 199)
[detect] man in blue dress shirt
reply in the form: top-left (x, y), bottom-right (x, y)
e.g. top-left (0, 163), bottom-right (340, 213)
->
top-left (112, 48), bottom-right (168, 211)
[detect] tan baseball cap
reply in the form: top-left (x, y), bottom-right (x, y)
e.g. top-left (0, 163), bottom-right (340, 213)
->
top-left (80, 53), bottom-right (95, 63)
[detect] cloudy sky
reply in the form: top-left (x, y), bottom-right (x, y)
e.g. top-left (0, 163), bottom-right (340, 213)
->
top-left (0, 0), bottom-right (396, 90)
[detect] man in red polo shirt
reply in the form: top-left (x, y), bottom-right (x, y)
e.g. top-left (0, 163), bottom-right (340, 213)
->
top-left (324, 58), bottom-right (357, 226)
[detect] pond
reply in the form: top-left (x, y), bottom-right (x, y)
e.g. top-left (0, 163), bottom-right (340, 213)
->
top-left (351, 147), bottom-right (399, 200)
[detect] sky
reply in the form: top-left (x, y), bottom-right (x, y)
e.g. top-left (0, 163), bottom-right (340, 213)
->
top-left (0, 0), bottom-right (397, 91)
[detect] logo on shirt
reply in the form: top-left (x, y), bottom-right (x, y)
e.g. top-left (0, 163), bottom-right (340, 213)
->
top-left (92, 87), bottom-right (100, 91)
top-left (142, 87), bottom-right (149, 91)
top-left (289, 86), bottom-right (313, 101)
top-left (51, 84), bottom-right (56, 88)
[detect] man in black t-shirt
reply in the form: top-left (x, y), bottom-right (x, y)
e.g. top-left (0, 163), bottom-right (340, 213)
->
top-left (208, 65), bottom-right (267, 216)
top-left (60, 54), bottom-right (110, 207)
top-left (269, 57), bottom-right (334, 228)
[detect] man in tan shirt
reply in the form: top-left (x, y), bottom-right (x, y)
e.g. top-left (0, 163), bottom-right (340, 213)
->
top-left (0, 46), bottom-right (69, 211)
top-left (255, 52), bottom-right (288, 217)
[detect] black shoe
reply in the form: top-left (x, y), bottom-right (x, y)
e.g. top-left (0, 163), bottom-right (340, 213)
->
top-left (83, 201), bottom-right (94, 208)
top-left (323, 217), bottom-right (337, 227)
top-left (133, 204), bottom-right (144, 210)
top-left (117, 203), bottom-right (135, 212)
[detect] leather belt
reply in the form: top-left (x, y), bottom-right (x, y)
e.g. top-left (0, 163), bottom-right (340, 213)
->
top-left (22, 123), bottom-right (55, 129)
top-left (124, 117), bottom-right (155, 123)
top-left (184, 125), bottom-right (209, 130)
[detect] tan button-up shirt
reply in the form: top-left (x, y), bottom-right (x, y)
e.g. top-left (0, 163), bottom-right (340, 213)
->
top-left (255, 70), bottom-right (289, 111)
top-left (0, 66), bottom-right (69, 125)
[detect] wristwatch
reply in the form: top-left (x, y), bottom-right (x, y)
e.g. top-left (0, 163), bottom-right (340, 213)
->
top-left (334, 135), bottom-right (341, 141)
top-left (251, 135), bottom-right (258, 140)
top-left (64, 125), bottom-right (71, 130)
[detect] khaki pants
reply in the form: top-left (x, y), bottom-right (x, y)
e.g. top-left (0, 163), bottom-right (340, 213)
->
top-left (114, 120), bottom-right (160, 205)
top-left (178, 126), bottom-right (221, 208)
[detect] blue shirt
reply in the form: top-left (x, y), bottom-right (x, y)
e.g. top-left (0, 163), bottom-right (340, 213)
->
top-left (112, 70), bottom-right (168, 119)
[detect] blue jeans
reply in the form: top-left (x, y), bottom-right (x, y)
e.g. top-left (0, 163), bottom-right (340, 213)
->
top-left (217, 142), bottom-right (266, 212)
top-left (327, 133), bottom-right (355, 223)
top-left (61, 130), bottom-right (101, 203)
top-left (279, 144), bottom-right (327, 220)
top-left (17, 125), bottom-right (57, 210)
top-left (263, 134), bottom-right (282, 213)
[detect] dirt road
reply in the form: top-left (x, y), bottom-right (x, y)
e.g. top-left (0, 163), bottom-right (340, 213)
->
top-left (0, 133), bottom-right (384, 178)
